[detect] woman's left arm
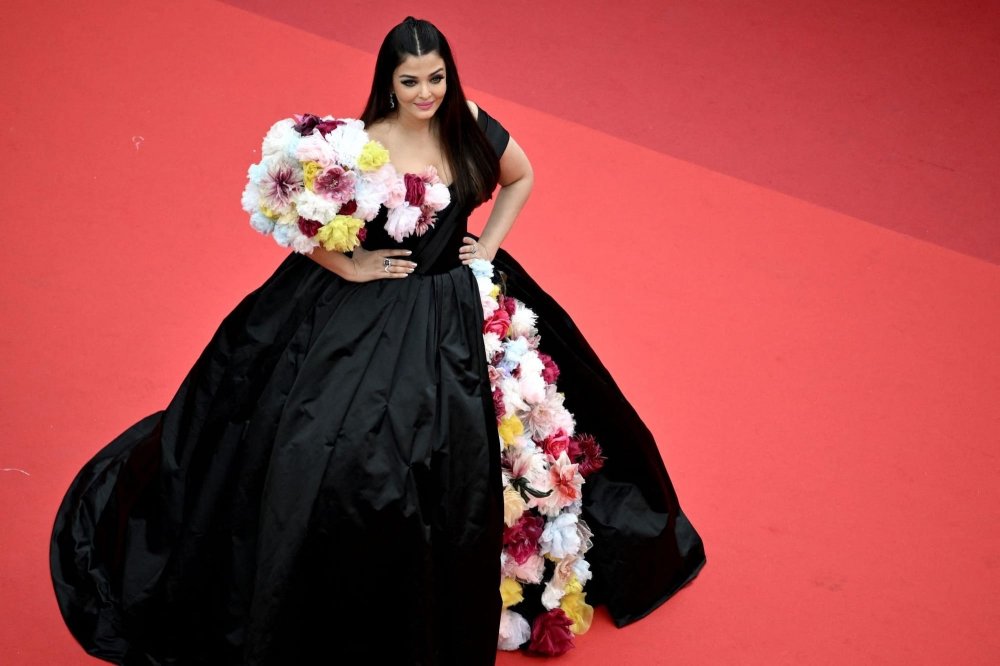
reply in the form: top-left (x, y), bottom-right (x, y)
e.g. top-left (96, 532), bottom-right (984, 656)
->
top-left (460, 137), bottom-right (534, 264)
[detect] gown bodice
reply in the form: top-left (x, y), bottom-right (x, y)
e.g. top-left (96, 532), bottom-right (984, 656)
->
top-left (359, 106), bottom-right (511, 275)
top-left (359, 184), bottom-right (467, 275)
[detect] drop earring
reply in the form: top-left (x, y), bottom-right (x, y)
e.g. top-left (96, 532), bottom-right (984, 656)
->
top-left (389, 92), bottom-right (396, 109)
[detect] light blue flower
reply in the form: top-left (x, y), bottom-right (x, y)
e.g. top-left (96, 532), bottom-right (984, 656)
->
top-left (500, 336), bottom-right (529, 372)
top-left (247, 162), bottom-right (267, 184)
top-left (282, 136), bottom-right (301, 160)
top-left (469, 258), bottom-right (494, 279)
top-left (271, 223), bottom-right (297, 247)
top-left (249, 212), bottom-right (275, 235)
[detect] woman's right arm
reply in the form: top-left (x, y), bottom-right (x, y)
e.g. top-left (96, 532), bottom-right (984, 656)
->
top-left (305, 245), bottom-right (417, 282)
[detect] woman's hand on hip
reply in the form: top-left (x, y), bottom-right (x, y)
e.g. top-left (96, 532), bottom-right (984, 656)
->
top-left (459, 236), bottom-right (495, 265)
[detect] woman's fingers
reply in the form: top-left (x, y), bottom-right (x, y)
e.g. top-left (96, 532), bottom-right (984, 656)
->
top-left (459, 236), bottom-right (479, 263)
top-left (376, 249), bottom-right (417, 276)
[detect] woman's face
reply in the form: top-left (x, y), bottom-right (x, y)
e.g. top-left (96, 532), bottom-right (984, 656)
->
top-left (392, 52), bottom-right (447, 121)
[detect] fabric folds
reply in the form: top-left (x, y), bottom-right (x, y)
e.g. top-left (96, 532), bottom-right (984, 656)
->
top-left (50, 106), bottom-right (704, 665)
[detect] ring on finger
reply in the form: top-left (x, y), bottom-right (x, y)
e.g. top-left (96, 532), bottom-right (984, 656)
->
top-left (383, 258), bottom-right (392, 272)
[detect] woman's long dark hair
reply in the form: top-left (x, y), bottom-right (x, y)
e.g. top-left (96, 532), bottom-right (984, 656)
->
top-left (361, 17), bottom-right (500, 206)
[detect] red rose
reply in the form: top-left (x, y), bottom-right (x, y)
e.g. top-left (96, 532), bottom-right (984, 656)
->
top-left (404, 173), bottom-right (426, 206)
top-left (540, 429), bottom-right (570, 458)
top-left (483, 307), bottom-right (511, 338)
top-left (529, 609), bottom-right (575, 656)
top-left (503, 513), bottom-right (544, 564)
top-left (297, 217), bottom-right (322, 237)
top-left (571, 433), bottom-right (605, 477)
top-left (338, 199), bottom-right (358, 216)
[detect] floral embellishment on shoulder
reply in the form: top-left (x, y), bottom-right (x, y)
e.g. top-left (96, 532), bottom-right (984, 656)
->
top-left (242, 114), bottom-right (451, 253)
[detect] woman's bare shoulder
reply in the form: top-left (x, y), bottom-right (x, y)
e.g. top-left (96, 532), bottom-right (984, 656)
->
top-left (466, 100), bottom-right (479, 119)
top-left (365, 118), bottom-right (390, 142)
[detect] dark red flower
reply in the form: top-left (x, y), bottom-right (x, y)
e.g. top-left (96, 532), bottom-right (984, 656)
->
top-left (293, 113), bottom-right (344, 136)
top-left (571, 433), bottom-right (605, 477)
top-left (315, 119), bottom-right (344, 136)
top-left (538, 352), bottom-right (560, 384)
top-left (483, 307), bottom-right (511, 338)
top-left (297, 217), bottom-right (322, 238)
top-left (529, 609), bottom-right (575, 656)
top-left (357, 227), bottom-right (367, 242)
top-left (492, 387), bottom-right (506, 421)
top-left (404, 173), bottom-right (426, 206)
top-left (339, 199), bottom-right (358, 216)
top-left (498, 294), bottom-right (517, 317)
top-left (503, 513), bottom-right (544, 564)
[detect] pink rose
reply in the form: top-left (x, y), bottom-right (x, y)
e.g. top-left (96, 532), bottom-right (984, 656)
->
top-left (417, 165), bottom-right (441, 184)
top-left (297, 217), bottom-right (322, 238)
top-left (385, 204), bottom-right (421, 242)
top-left (540, 429), bottom-right (570, 459)
top-left (529, 609), bottom-right (575, 656)
top-left (422, 182), bottom-right (450, 209)
top-left (404, 173), bottom-right (426, 206)
top-left (538, 352), bottom-right (560, 384)
top-left (483, 307), bottom-right (511, 338)
top-left (379, 165), bottom-right (406, 208)
top-left (503, 513), bottom-right (545, 565)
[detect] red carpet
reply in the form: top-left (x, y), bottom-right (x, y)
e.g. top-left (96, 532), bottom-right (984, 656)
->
top-left (1, 0), bottom-right (998, 664)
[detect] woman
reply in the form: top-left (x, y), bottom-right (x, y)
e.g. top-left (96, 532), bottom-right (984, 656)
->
top-left (51, 17), bottom-right (705, 666)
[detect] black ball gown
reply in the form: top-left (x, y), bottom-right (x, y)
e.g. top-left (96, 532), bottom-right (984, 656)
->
top-left (50, 108), bottom-right (706, 665)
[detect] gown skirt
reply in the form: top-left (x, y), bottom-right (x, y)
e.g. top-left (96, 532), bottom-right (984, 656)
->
top-left (50, 109), bottom-right (705, 665)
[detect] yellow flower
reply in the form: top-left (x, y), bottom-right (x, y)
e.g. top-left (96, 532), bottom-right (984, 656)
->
top-left (559, 591), bottom-right (594, 634)
top-left (357, 140), bottom-right (390, 172)
top-left (564, 576), bottom-right (584, 596)
top-left (489, 284), bottom-right (501, 299)
top-left (303, 161), bottom-right (323, 191)
top-left (260, 205), bottom-right (279, 219)
top-left (499, 577), bottom-right (524, 609)
top-left (503, 485), bottom-right (527, 527)
top-left (498, 414), bottom-right (524, 447)
top-left (316, 215), bottom-right (364, 253)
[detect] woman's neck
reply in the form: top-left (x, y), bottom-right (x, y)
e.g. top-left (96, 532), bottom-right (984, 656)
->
top-left (391, 111), bottom-right (435, 137)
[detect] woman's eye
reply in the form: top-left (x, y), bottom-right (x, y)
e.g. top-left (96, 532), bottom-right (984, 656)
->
top-left (401, 80), bottom-right (416, 87)
top-left (431, 76), bottom-right (444, 84)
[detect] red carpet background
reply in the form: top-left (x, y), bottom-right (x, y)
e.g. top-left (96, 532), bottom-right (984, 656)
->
top-left (1, 0), bottom-right (998, 664)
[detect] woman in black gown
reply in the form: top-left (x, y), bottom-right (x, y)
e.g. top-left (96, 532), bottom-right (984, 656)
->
top-left (50, 17), bottom-right (705, 666)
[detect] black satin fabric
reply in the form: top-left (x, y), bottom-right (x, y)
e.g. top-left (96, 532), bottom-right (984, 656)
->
top-left (50, 108), bottom-right (705, 665)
